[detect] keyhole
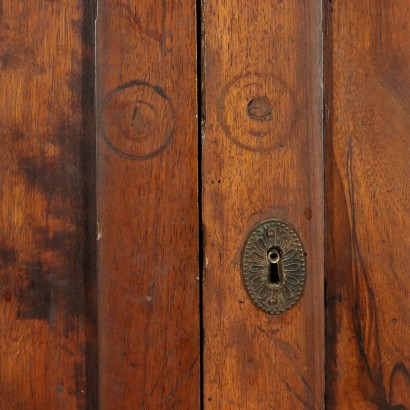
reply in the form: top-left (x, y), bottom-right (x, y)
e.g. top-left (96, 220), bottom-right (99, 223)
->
top-left (267, 248), bottom-right (281, 285)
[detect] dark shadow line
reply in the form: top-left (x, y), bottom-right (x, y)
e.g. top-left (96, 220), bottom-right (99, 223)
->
top-left (196, 0), bottom-right (205, 408)
top-left (82, 1), bottom-right (99, 408)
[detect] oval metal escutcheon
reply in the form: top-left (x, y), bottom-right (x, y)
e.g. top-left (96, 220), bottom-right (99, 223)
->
top-left (242, 220), bottom-right (306, 315)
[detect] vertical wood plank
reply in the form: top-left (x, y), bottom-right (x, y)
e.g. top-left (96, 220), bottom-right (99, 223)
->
top-left (325, 2), bottom-right (410, 408)
top-left (0, 1), bottom-right (97, 408)
top-left (202, 1), bottom-right (324, 408)
top-left (96, 1), bottom-right (200, 408)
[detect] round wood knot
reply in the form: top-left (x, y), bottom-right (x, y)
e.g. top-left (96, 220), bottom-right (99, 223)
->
top-left (218, 73), bottom-right (296, 152)
top-left (100, 81), bottom-right (175, 160)
top-left (247, 96), bottom-right (272, 122)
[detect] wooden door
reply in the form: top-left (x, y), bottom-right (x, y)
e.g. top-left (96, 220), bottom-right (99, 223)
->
top-left (0, 1), bottom-right (409, 409)
top-left (201, 1), bottom-right (324, 408)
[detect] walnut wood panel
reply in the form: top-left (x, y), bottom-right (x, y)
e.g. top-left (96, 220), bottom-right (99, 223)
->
top-left (202, 1), bottom-right (324, 408)
top-left (0, 1), bottom-right (97, 408)
top-left (96, 1), bottom-right (199, 408)
top-left (325, 1), bottom-right (410, 408)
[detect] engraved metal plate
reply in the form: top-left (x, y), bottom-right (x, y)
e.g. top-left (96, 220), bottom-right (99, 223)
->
top-left (242, 220), bottom-right (306, 315)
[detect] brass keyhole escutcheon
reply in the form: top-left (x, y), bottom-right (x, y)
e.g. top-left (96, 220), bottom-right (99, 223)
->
top-left (242, 220), bottom-right (306, 315)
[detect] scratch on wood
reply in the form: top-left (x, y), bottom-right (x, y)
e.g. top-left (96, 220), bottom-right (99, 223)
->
top-left (275, 339), bottom-right (314, 400)
top-left (165, 355), bottom-right (199, 403)
top-left (285, 383), bottom-right (312, 409)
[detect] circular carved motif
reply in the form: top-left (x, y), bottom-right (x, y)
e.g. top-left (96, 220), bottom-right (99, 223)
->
top-left (242, 220), bottom-right (306, 315)
top-left (100, 81), bottom-right (175, 160)
top-left (218, 73), bottom-right (296, 152)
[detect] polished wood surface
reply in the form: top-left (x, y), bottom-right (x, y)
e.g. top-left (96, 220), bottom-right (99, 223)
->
top-left (0, 1), bottom-right (97, 408)
top-left (325, 1), bottom-right (410, 408)
top-left (97, 0), bottom-right (200, 408)
top-left (2, 1), bottom-right (409, 408)
top-left (202, 1), bottom-right (324, 408)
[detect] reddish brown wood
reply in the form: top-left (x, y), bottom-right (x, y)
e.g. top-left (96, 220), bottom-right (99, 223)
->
top-left (96, 1), bottom-right (200, 408)
top-left (202, 1), bottom-right (324, 408)
top-left (325, 1), bottom-right (410, 408)
top-left (0, 1), bottom-right (97, 408)
top-left (3, 1), bottom-right (409, 407)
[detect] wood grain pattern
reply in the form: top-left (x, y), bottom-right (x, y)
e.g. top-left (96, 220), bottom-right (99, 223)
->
top-left (0, 0), bottom-right (97, 408)
top-left (202, 1), bottom-right (324, 408)
top-left (325, 1), bottom-right (410, 408)
top-left (96, 1), bottom-right (200, 408)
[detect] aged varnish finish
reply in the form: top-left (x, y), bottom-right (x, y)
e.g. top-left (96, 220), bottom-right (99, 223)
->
top-left (1, 0), bottom-right (409, 408)
top-left (324, 1), bottom-right (410, 408)
top-left (0, 1), bottom-right (97, 408)
top-left (201, 0), bottom-right (324, 408)
top-left (97, 0), bottom-right (200, 408)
